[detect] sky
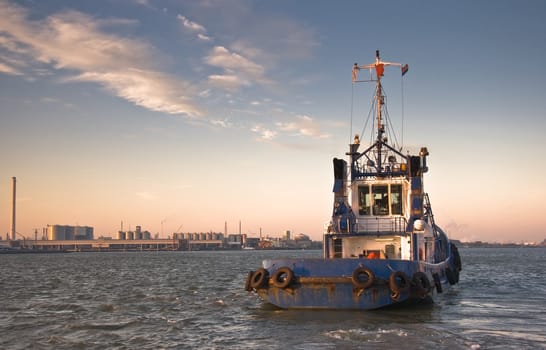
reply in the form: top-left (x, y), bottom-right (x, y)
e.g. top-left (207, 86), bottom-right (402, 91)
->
top-left (1, 0), bottom-right (545, 243)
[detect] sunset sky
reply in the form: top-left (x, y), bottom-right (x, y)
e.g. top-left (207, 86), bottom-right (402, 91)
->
top-left (1, 0), bottom-right (545, 243)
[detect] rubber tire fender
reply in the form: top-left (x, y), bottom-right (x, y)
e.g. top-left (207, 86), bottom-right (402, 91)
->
top-left (445, 267), bottom-right (457, 285)
top-left (351, 267), bottom-right (375, 289)
top-left (389, 271), bottom-right (410, 294)
top-left (451, 242), bottom-right (462, 271)
top-left (271, 267), bottom-right (294, 289)
top-left (250, 268), bottom-right (269, 289)
top-left (412, 272), bottom-right (431, 294)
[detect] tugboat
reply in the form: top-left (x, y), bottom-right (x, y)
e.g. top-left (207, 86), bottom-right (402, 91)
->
top-left (245, 51), bottom-right (461, 310)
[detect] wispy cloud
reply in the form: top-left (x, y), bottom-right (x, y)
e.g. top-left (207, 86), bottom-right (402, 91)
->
top-left (276, 115), bottom-right (329, 139)
top-left (205, 46), bottom-right (270, 91)
top-left (0, 1), bottom-right (201, 117)
top-left (177, 14), bottom-right (211, 41)
top-left (69, 69), bottom-right (201, 116)
top-left (207, 74), bottom-right (249, 91)
top-left (177, 14), bottom-right (205, 33)
top-left (251, 125), bottom-right (277, 141)
top-left (0, 60), bottom-right (21, 75)
top-left (210, 119), bottom-right (232, 128)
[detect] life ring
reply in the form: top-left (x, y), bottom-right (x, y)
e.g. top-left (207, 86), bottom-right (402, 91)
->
top-left (445, 267), bottom-right (457, 285)
top-left (272, 267), bottom-right (294, 289)
top-left (244, 270), bottom-right (253, 291)
top-left (389, 271), bottom-right (410, 294)
top-left (412, 272), bottom-right (431, 294)
top-left (351, 267), bottom-right (375, 289)
top-left (250, 268), bottom-right (269, 289)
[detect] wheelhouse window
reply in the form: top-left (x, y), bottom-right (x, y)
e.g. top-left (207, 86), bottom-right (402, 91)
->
top-left (391, 184), bottom-right (403, 215)
top-left (358, 185), bottom-right (371, 215)
top-left (358, 184), bottom-right (404, 216)
top-left (372, 185), bottom-right (389, 215)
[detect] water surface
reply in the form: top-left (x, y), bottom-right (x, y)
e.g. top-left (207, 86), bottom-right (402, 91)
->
top-left (1, 248), bottom-right (544, 349)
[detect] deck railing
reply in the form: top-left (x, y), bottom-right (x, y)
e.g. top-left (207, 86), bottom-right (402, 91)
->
top-left (356, 216), bottom-right (407, 234)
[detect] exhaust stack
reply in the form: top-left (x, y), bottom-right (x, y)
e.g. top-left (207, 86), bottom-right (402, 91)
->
top-left (11, 177), bottom-right (16, 241)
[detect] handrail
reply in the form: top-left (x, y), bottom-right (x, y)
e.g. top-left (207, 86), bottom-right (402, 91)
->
top-left (356, 216), bottom-right (408, 234)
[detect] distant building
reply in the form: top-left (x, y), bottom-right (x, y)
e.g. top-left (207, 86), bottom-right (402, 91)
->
top-left (117, 225), bottom-right (152, 240)
top-left (244, 237), bottom-right (260, 249)
top-left (227, 233), bottom-right (243, 249)
top-left (47, 225), bottom-right (93, 240)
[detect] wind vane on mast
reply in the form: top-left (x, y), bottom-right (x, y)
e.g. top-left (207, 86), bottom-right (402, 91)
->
top-left (352, 50), bottom-right (409, 82)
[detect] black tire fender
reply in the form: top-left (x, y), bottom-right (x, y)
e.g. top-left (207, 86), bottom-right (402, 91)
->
top-left (389, 271), bottom-right (410, 294)
top-left (271, 267), bottom-right (294, 289)
top-left (250, 268), bottom-right (269, 289)
top-left (445, 267), bottom-right (457, 285)
top-left (351, 267), bottom-right (375, 289)
top-left (412, 272), bottom-right (431, 294)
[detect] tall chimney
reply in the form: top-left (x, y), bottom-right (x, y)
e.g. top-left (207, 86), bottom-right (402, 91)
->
top-left (11, 177), bottom-right (16, 241)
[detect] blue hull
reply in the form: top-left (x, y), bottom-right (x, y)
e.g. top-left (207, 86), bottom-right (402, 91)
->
top-left (248, 258), bottom-right (457, 310)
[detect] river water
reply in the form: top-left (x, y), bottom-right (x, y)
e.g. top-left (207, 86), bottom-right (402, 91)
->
top-left (1, 247), bottom-right (544, 349)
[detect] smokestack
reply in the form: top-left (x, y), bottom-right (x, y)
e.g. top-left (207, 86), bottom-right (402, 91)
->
top-left (11, 177), bottom-right (16, 241)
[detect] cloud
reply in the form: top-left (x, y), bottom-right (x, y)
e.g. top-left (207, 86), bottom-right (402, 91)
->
top-left (0, 1), bottom-right (201, 117)
top-left (276, 115), bottom-right (329, 139)
top-left (210, 119), bottom-right (232, 128)
top-left (70, 69), bottom-right (201, 116)
top-left (177, 14), bottom-right (206, 33)
top-left (206, 46), bottom-right (263, 77)
top-left (197, 33), bottom-right (212, 41)
top-left (205, 46), bottom-right (270, 90)
top-left (251, 125), bottom-right (277, 141)
top-left (207, 74), bottom-right (249, 91)
top-left (177, 14), bottom-right (211, 41)
top-left (0, 61), bottom-right (21, 75)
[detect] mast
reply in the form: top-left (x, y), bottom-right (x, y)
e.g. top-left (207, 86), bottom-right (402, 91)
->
top-left (375, 50), bottom-right (384, 174)
top-left (351, 50), bottom-right (408, 178)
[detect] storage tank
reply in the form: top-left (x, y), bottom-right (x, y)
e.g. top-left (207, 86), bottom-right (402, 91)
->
top-left (74, 226), bottom-right (86, 239)
top-left (48, 225), bottom-right (65, 240)
top-left (85, 226), bottom-right (94, 240)
top-left (64, 225), bottom-right (75, 240)
top-left (117, 231), bottom-right (126, 240)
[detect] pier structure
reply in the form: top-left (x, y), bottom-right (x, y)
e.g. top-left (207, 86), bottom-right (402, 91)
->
top-left (4, 236), bottom-right (226, 252)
